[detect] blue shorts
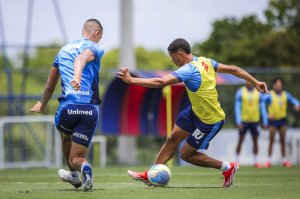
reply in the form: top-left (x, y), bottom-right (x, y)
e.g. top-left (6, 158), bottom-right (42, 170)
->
top-left (269, 118), bottom-right (286, 129)
top-left (55, 102), bottom-right (100, 147)
top-left (239, 122), bottom-right (259, 136)
top-left (176, 106), bottom-right (224, 150)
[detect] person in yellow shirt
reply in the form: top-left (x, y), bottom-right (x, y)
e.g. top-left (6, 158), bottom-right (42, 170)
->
top-left (235, 79), bottom-right (268, 167)
top-left (264, 77), bottom-right (299, 167)
top-left (118, 38), bottom-right (269, 187)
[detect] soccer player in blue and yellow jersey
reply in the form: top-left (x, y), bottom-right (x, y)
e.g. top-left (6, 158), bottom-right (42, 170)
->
top-left (30, 19), bottom-right (104, 191)
top-left (235, 79), bottom-right (268, 167)
top-left (264, 77), bottom-right (299, 168)
top-left (118, 38), bottom-right (269, 187)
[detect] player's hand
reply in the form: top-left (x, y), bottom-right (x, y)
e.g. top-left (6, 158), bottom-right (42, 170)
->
top-left (30, 101), bottom-right (44, 113)
top-left (117, 67), bottom-right (132, 84)
top-left (71, 79), bottom-right (81, 91)
top-left (255, 81), bottom-right (269, 94)
top-left (294, 105), bottom-right (300, 112)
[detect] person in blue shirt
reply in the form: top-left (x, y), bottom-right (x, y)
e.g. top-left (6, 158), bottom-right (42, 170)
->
top-left (30, 19), bottom-right (104, 191)
top-left (234, 79), bottom-right (268, 167)
top-left (263, 77), bottom-right (299, 168)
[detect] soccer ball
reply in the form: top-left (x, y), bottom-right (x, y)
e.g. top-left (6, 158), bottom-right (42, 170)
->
top-left (147, 164), bottom-right (171, 187)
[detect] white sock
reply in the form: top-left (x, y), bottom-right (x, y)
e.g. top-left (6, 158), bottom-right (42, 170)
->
top-left (253, 154), bottom-right (258, 164)
top-left (220, 161), bottom-right (231, 172)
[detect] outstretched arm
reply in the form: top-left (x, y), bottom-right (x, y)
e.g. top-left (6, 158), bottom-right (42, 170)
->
top-left (30, 67), bottom-right (59, 113)
top-left (117, 67), bottom-right (179, 88)
top-left (71, 49), bottom-right (95, 90)
top-left (286, 92), bottom-right (300, 111)
top-left (217, 64), bottom-right (269, 94)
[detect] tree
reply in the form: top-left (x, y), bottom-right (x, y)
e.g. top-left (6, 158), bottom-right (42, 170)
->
top-left (101, 47), bottom-right (173, 71)
top-left (193, 16), bottom-right (271, 66)
top-left (24, 43), bottom-right (61, 68)
top-left (193, 0), bottom-right (300, 67)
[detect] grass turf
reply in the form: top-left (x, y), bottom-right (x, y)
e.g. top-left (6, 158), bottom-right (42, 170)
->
top-left (0, 165), bottom-right (299, 199)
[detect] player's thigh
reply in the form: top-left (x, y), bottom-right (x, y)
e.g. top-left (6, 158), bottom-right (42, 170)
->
top-left (249, 123), bottom-right (259, 139)
top-left (168, 124), bottom-right (190, 145)
top-left (278, 126), bottom-right (287, 141)
top-left (269, 126), bottom-right (277, 141)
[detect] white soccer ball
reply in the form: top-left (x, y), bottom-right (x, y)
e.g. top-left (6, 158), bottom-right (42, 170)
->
top-left (147, 164), bottom-right (171, 187)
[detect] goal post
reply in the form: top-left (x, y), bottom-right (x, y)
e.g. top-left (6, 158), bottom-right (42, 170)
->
top-left (0, 115), bottom-right (62, 169)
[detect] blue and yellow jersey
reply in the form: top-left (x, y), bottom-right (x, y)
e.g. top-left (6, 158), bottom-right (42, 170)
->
top-left (53, 38), bottom-right (104, 105)
top-left (172, 56), bottom-right (225, 124)
top-left (264, 90), bottom-right (299, 120)
top-left (235, 86), bottom-right (268, 125)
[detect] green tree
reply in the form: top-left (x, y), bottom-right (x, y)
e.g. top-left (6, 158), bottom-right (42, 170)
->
top-left (25, 43), bottom-right (61, 68)
top-left (101, 47), bottom-right (173, 71)
top-left (192, 16), bottom-right (271, 66)
top-left (193, 0), bottom-right (300, 67)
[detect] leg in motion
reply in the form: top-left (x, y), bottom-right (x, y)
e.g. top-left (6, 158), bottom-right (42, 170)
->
top-left (57, 133), bottom-right (82, 188)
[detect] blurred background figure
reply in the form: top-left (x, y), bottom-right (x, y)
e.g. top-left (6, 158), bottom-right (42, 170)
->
top-left (264, 77), bottom-right (300, 168)
top-left (234, 77), bottom-right (268, 168)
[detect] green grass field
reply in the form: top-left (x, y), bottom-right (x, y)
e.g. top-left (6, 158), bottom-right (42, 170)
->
top-left (0, 166), bottom-right (299, 199)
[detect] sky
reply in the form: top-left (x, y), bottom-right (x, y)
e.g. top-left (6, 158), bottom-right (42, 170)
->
top-left (1, 0), bottom-right (269, 51)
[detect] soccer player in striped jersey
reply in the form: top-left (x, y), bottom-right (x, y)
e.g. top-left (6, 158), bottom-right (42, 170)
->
top-left (118, 38), bottom-right (269, 187)
top-left (264, 77), bottom-right (299, 168)
top-left (30, 19), bottom-right (104, 191)
top-left (235, 79), bottom-right (268, 167)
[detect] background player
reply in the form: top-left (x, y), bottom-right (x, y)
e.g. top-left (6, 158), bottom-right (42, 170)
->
top-left (118, 38), bottom-right (269, 187)
top-left (264, 77), bottom-right (299, 168)
top-left (235, 78), bottom-right (268, 167)
top-left (30, 19), bottom-right (104, 191)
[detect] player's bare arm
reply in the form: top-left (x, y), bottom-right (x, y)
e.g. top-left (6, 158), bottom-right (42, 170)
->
top-left (71, 49), bottom-right (95, 91)
top-left (118, 67), bottom-right (179, 88)
top-left (30, 67), bottom-right (59, 113)
top-left (217, 63), bottom-right (269, 94)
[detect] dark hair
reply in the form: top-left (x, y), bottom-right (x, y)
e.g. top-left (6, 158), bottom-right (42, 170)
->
top-left (272, 77), bottom-right (284, 85)
top-left (85, 18), bottom-right (103, 31)
top-left (167, 38), bottom-right (191, 54)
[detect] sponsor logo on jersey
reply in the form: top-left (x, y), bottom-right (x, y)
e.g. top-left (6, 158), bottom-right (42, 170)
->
top-left (68, 109), bottom-right (93, 115)
top-left (65, 89), bottom-right (90, 96)
top-left (73, 132), bottom-right (89, 141)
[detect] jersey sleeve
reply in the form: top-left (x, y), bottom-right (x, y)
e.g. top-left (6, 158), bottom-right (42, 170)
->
top-left (208, 58), bottom-right (219, 71)
top-left (171, 64), bottom-right (194, 82)
top-left (88, 44), bottom-right (104, 61)
top-left (259, 93), bottom-right (268, 126)
top-left (234, 89), bottom-right (242, 125)
top-left (286, 92), bottom-right (300, 106)
top-left (52, 55), bottom-right (59, 67)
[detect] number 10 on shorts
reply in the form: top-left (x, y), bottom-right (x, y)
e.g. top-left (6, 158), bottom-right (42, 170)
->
top-left (192, 129), bottom-right (204, 140)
